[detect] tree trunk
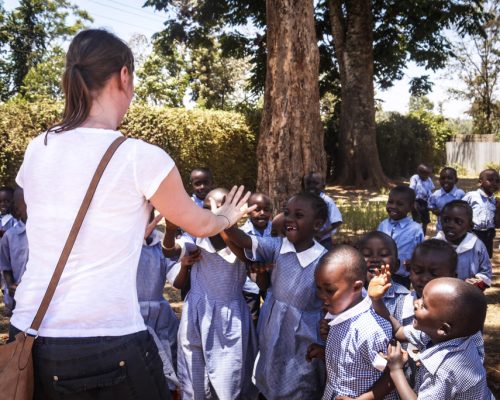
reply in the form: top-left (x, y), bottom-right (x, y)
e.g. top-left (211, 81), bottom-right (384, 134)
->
top-left (328, 0), bottom-right (389, 189)
top-left (257, 0), bottom-right (325, 209)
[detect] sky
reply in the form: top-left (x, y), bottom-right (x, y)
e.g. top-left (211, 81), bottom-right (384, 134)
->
top-left (3, 0), bottom-right (472, 118)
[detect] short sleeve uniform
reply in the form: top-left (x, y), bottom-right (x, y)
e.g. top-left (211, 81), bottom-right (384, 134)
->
top-left (428, 186), bottom-right (465, 231)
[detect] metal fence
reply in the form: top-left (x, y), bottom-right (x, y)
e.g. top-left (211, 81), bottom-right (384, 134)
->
top-left (446, 142), bottom-right (500, 173)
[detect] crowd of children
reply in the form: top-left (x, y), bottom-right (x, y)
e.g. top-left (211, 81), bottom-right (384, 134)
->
top-left (0, 164), bottom-right (497, 399)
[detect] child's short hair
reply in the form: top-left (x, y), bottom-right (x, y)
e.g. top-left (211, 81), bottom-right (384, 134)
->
top-left (0, 186), bottom-right (14, 196)
top-left (441, 200), bottom-right (473, 226)
top-left (389, 185), bottom-right (416, 204)
top-left (413, 239), bottom-right (457, 272)
top-left (417, 164), bottom-right (431, 174)
top-left (190, 167), bottom-right (212, 180)
top-left (292, 192), bottom-right (328, 225)
top-left (358, 231), bottom-right (399, 260)
top-left (318, 245), bottom-right (367, 285)
top-left (440, 167), bottom-right (458, 179)
top-left (479, 168), bottom-right (499, 179)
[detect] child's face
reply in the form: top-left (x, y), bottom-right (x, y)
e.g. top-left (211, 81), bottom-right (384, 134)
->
top-left (191, 171), bottom-right (212, 200)
top-left (409, 248), bottom-right (455, 298)
top-left (418, 167), bottom-right (431, 181)
top-left (0, 191), bottom-right (13, 215)
top-left (479, 171), bottom-right (500, 196)
top-left (304, 174), bottom-right (324, 195)
top-left (316, 263), bottom-right (362, 315)
top-left (413, 280), bottom-right (450, 341)
top-left (386, 192), bottom-right (412, 221)
top-left (249, 196), bottom-right (272, 230)
top-left (283, 196), bottom-right (322, 247)
top-left (439, 170), bottom-right (457, 193)
top-left (441, 207), bottom-right (470, 245)
top-left (360, 236), bottom-right (398, 282)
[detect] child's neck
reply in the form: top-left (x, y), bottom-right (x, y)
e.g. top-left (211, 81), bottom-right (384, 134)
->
top-left (292, 238), bottom-right (315, 253)
top-left (342, 293), bottom-right (363, 314)
top-left (446, 233), bottom-right (467, 246)
top-left (251, 222), bottom-right (268, 234)
top-left (443, 186), bottom-right (454, 193)
top-left (480, 187), bottom-right (493, 197)
top-left (209, 234), bottom-right (226, 251)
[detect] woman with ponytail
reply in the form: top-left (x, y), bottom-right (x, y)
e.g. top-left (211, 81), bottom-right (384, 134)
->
top-left (10, 29), bottom-right (252, 399)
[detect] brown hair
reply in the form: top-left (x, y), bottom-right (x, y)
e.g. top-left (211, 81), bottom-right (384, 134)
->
top-left (48, 29), bottom-right (134, 137)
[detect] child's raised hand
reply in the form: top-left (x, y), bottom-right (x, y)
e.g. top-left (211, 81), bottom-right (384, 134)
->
top-left (386, 339), bottom-right (408, 371)
top-left (211, 186), bottom-right (257, 228)
top-left (319, 318), bottom-right (330, 341)
top-left (306, 343), bottom-right (325, 362)
top-left (144, 213), bottom-right (163, 239)
top-left (367, 264), bottom-right (392, 300)
top-left (181, 248), bottom-right (202, 268)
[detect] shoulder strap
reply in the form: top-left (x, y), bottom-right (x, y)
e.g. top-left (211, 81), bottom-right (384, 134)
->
top-left (28, 136), bottom-right (127, 334)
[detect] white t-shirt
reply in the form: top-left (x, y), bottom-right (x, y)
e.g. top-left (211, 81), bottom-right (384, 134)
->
top-left (13, 128), bottom-right (174, 337)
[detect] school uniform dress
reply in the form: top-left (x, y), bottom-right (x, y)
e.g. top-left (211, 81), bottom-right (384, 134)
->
top-left (434, 231), bottom-right (492, 286)
top-left (318, 192), bottom-right (342, 250)
top-left (427, 186), bottom-right (465, 231)
top-left (410, 175), bottom-right (435, 225)
top-left (377, 217), bottom-right (424, 286)
top-left (246, 236), bottom-right (327, 399)
top-left (322, 297), bottom-right (397, 400)
top-left (463, 189), bottom-right (496, 257)
top-left (403, 327), bottom-right (492, 399)
top-left (0, 220), bottom-right (28, 312)
top-left (136, 230), bottom-right (180, 390)
top-left (0, 213), bottom-right (17, 237)
top-left (176, 236), bottom-right (257, 400)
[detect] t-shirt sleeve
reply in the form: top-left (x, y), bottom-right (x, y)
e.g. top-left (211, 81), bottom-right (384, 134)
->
top-left (361, 324), bottom-right (391, 372)
top-left (428, 193), bottom-right (437, 209)
top-left (409, 175), bottom-right (417, 189)
top-left (245, 236), bottom-right (281, 263)
top-left (417, 372), bottom-right (455, 399)
top-left (133, 140), bottom-right (175, 200)
top-left (403, 325), bottom-right (429, 347)
top-left (328, 199), bottom-right (342, 224)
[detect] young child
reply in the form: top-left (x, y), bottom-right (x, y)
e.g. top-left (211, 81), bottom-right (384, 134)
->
top-left (428, 167), bottom-right (465, 231)
top-left (463, 168), bottom-right (500, 258)
top-left (409, 164), bottom-right (434, 235)
top-left (0, 188), bottom-right (28, 315)
top-left (358, 231), bottom-right (413, 325)
top-left (0, 186), bottom-right (16, 238)
top-left (378, 186), bottom-right (424, 288)
top-left (176, 188), bottom-right (257, 400)
top-left (434, 200), bottom-right (492, 290)
top-left (375, 276), bottom-right (492, 399)
top-left (189, 167), bottom-right (213, 208)
top-left (303, 171), bottom-right (342, 249)
top-left (307, 245), bottom-right (397, 399)
top-left (240, 192), bottom-right (273, 324)
top-left (224, 192), bottom-right (328, 399)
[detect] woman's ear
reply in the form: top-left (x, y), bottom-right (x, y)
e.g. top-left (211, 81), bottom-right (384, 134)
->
top-left (119, 66), bottom-right (131, 90)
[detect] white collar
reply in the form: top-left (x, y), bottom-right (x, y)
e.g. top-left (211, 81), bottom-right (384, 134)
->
top-left (435, 231), bottom-right (477, 254)
top-left (196, 236), bottom-right (237, 263)
top-left (328, 296), bottom-right (372, 327)
top-left (1, 214), bottom-right (13, 226)
top-left (143, 229), bottom-right (163, 247)
top-left (279, 237), bottom-right (325, 268)
top-left (420, 336), bottom-right (472, 375)
top-left (478, 188), bottom-right (495, 201)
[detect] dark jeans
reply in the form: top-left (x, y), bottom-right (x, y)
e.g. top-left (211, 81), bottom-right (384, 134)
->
top-left (9, 325), bottom-right (170, 400)
top-left (473, 228), bottom-right (496, 258)
top-left (243, 290), bottom-right (260, 324)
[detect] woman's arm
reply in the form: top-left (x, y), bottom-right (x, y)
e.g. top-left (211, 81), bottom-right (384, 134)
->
top-left (150, 167), bottom-right (254, 238)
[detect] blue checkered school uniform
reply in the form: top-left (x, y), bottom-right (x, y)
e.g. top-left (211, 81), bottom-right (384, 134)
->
top-left (0, 220), bottom-right (28, 310)
top-left (382, 281), bottom-right (414, 326)
top-left (404, 328), bottom-right (492, 399)
top-left (176, 235), bottom-right (257, 400)
top-left (319, 192), bottom-right (342, 241)
top-left (323, 297), bottom-right (397, 400)
top-left (463, 189), bottom-right (496, 231)
top-left (434, 231), bottom-right (492, 286)
top-left (428, 186), bottom-right (465, 230)
top-left (136, 229), bottom-right (180, 389)
top-left (241, 219), bottom-right (272, 295)
top-left (410, 175), bottom-right (435, 201)
top-left (378, 217), bottom-right (424, 277)
top-left (246, 236), bottom-right (327, 399)
top-left (191, 193), bottom-right (205, 208)
top-left (0, 213), bottom-right (17, 234)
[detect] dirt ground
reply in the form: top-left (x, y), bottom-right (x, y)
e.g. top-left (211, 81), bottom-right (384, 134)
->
top-left (0, 177), bottom-right (498, 396)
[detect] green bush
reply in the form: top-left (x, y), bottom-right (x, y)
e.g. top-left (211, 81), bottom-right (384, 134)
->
top-left (0, 99), bottom-right (257, 189)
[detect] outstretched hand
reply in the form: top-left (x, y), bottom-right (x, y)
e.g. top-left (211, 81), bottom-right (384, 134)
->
top-left (386, 340), bottom-right (408, 371)
top-left (367, 265), bottom-right (392, 300)
top-left (306, 343), bottom-right (325, 362)
top-left (210, 186), bottom-right (256, 228)
top-left (181, 248), bottom-right (202, 268)
top-left (144, 213), bottom-right (163, 239)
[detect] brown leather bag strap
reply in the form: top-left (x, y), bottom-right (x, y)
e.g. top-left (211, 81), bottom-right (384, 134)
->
top-left (28, 136), bottom-right (127, 334)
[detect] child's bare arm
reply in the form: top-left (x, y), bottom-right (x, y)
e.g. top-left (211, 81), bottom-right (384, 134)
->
top-left (173, 248), bottom-right (201, 289)
top-left (220, 230), bottom-right (249, 263)
top-left (162, 218), bottom-right (182, 258)
top-left (223, 225), bottom-right (253, 249)
top-left (3, 270), bottom-right (16, 297)
top-left (387, 341), bottom-right (416, 400)
top-left (249, 263), bottom-right (271, 291)
top-left (317, 221), bottom-right (342, 238)
top-left (368, 266), bottom-right (407, 342)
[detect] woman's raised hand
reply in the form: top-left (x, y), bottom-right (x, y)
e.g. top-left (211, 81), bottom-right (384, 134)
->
top-left (211, 185), bottom-right (257, 228)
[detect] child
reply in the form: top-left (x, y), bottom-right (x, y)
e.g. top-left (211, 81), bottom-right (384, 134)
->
top-left (463, 168), bottom-right (500, 258)
top-left (240, 192), bottom-right (273, 323)
top-left (0, 186), bottom-right (16, 238)
top-left (176, 188), bottom-right (257, 399)
top-left (189, 167), bottom-right (213, 208)
top-left (378, 186), bottom-right (424, 288)
top-left (358, 231), bottom-right (413, 325)
top-left (303, 171), bottom-right (342, 249)
top-left (0, 188), bottom-right (28, 315)
top-left (380, 277), bottom-right (492, 399)
top-left (410, 164), bottom-right (434, 235)
top-left (434, 200), bottom-right (492, 289)
top-left (224, 192), bottom-right (328, 399)
top-left (307, 245), bottom-right (397, 399)
top-left (428, 167), bottom-right (465, 231)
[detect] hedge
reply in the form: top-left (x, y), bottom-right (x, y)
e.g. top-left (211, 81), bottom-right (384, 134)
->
top-left (0, 100), bottom-right (257, 190)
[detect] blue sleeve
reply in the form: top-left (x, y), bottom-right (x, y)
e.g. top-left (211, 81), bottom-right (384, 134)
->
top-left (0, 235), bottom-right (11, 271)
top-left (246, 236), bottom-right (282, 263)
top-left (428, 192), bottom-right (437, 209)
top-left (409, 175), bottom-right (417, 189)
top-left (475, 243), bottom-right (492, 284)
